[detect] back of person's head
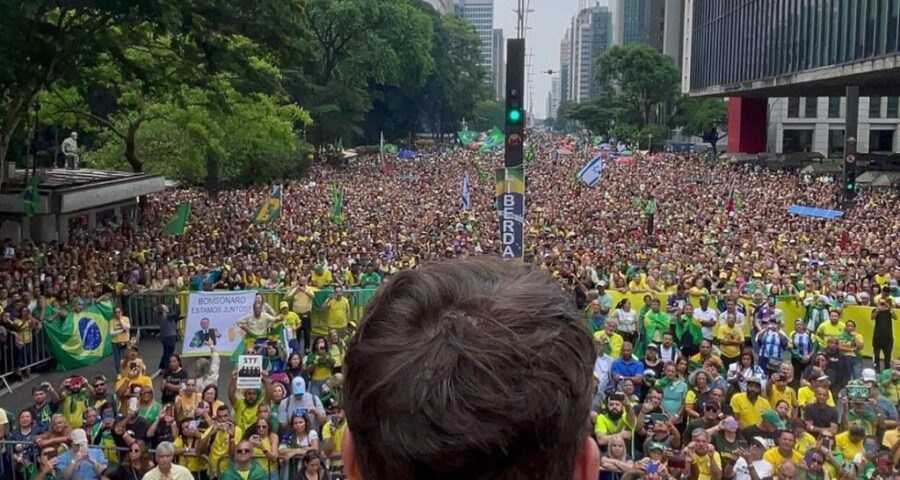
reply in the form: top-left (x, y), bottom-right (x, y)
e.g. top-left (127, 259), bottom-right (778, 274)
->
top-left (343, 257), bottom-right (598, 480)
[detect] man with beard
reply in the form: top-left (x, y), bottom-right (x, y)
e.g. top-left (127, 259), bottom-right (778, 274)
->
top-left (594, 392), bottom-right (635, 448)
top-left (87, 375), bottom-right (117, 412)
top-left (730, 376), bottom-right (772, 428)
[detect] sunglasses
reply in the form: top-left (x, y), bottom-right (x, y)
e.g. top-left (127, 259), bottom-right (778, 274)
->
top-left (94, 383), bottom-right (105, 387)
top-left (236, 449), bottom-right (251, 454)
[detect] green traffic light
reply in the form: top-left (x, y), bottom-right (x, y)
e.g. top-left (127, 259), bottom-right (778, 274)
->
top-left (508, 109), bottom-right (522, 123)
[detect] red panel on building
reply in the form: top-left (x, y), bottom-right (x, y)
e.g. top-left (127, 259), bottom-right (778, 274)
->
top-left (727, 97), bottom-right (767, 154)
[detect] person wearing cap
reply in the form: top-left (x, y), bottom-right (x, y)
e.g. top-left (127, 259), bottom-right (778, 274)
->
top-left (643, 343), bottom-right (664, 377)
top-left (55, 428), bottom-right (107, 480)
top-left (687, 397), bottom-right (722, 434)
top-left (732, 436), bottom-right (773, 480)
top-left (762, 429), bottom-right (803, 473)
top-left (276, 301), bottom-right (301, 349)
top-left (594, 392), bottom-right (635, 447)
top-left (228, 370), bottom-right (266, 433)
top-left (860, 368), bottom-right (898, 428)
top-left (310, 264), bottom-right (333, 288)
top-left (278, 376), bottom-right (326, 432)
top-left (840, 383), bottom-right (879, 437)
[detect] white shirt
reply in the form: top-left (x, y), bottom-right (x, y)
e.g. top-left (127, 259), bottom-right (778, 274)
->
top-left (694, 308), bottom-right (718, 340)
top-left (142, 464), bottom-right (194, 480)
top-left (594, 354), bottom-right (613, 395)
top-left (614, 309), bottom-right (638, 333)
top-left (658, 344), bottom-right (679, 363)
top-left (733, 457), bottom-right (773, 480)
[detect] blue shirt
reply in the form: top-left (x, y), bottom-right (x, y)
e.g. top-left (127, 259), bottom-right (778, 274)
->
top-left (56, 446), bottom-right (108, 480)
top-left (612, 357), bottom-right (645, 393)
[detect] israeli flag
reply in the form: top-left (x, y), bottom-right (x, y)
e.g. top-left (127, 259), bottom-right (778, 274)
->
top-left (578, 155), bottom-right (603, 187)
top-left (461, 172), bottom-right (471, 210)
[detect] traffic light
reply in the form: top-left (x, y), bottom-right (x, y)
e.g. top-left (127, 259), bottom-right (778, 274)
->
top-left (505, 38), bottom-right (525, 167)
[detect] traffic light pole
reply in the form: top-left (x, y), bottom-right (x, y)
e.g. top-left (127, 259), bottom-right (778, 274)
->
top-left (843, 85), bottom-right (859, 207)
top-left (498, 39), bottom-right (526, 260)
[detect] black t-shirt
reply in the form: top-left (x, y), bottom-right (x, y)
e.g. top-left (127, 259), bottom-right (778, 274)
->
top-left (161, 369), bottom-right (188, 404)
top-left (874, 310), bottom-right (894, 341)
top-left (803, 403), bottom-right (838, 430)
top-left (105, 465), bottom-right (147, 480)
top-left (711, 432), bottom-right (747, 474)
top-left (824, 352), bottom-right (851, 392)
top-left (112, 418), bottom-right (150, 450)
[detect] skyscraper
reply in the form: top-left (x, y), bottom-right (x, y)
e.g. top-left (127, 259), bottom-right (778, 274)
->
top-left (455, 0), bottom-right (495, 87)
top-left (610, 0), bottom-right (651, 46)
top-left (492, 28), bottom-right (505, 100)
top-left (561, 4), bottom-right (611, 105)
top-left (559, 28), bottom-right (572, 105)
top-left (547, 75), bottom-right (561, 119)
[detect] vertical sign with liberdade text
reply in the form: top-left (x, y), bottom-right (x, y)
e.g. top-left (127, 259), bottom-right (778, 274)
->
top-left (495, 167), bottom-right (525, 260)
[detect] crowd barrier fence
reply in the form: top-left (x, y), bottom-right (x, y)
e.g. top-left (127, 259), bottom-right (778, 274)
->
top-left (0, 329), bottom-right (55, 394)
top-left (601, 291), bottom-right (900, 358)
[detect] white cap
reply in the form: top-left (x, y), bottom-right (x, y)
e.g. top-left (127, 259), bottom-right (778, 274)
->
top-left (71, 428), bottom-right (88, 446)
top-left (862, 368), bottom-right (878, 383)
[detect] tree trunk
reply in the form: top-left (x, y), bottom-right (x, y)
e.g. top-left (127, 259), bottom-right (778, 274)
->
top-left (124, 133), bottom-right (142, 173)
top-left (0, 132), bottom-right (11, 189)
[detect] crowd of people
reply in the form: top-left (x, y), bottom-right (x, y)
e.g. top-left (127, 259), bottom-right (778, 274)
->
top-left (0, 133), bottom-right (898, 480)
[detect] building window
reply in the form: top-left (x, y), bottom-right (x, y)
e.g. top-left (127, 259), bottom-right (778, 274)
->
top-left (787, 97), bottom-right (800, 118)
top-left (888, 97), bottom-right (899, 118)
top-left (804, 97), bottom-right (818, 118)
top-left (870, 130), bottom-right (894, 152)
top-left (783, 129), bottom-right (813, 153)
top-left (828, 97), bottom-right (841, 118)
top-left (828, 129), bottom-right (844, 157)
top-left (869, 96), bottom-right (882, 118)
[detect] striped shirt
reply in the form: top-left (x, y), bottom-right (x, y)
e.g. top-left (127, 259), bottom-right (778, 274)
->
top-left (792, 332), bottom-right (814, 358)
top-left (758, 330), bottom-right (787, 361)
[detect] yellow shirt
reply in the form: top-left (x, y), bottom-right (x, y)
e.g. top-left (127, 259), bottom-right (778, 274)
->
top-left (692, 451), bottom-right (722, 480)
top-left (290, 286), bottom-right (316, 314)
top-left (768, 386), bottom-right (797, 411)
top-left (13, 318), bottom-right (33, 344)
top-left (325, 297), bottom-right (350, 330)
top-left (795, 432), bottom-right (817, 457)
top-left (233, 399), bottom-right (260, 433)
top-left (730, 393), bottom-right (771, 428)
top-left (252, 436), bottom-right (275, 473)
top-left (815, 321), bottom-right (845, 348)
top-left (323, 421), bottom-right (348, 467)
top-left (594, 331), bottom-right (624, 359)
top-left (310, 270), bottom-right (333, 287)
top-left (835, 431), bottom-right (863, 461)
top-left (797, 386), bottom-right (835, 407)
top-left (717, 324), bottom-right (744, 358)
top-left (881, 429), bottom-right (900, 449)
top-left (279, 311), bottom-right (301, 332)
top-left (204, 425), bottom-right (243, 476)
top-left (110, 316), bottom-right (131, 344)
top-left (763, 447), bottom-right (803, 472)
top-left (173, 435), bottom-right (208, 472)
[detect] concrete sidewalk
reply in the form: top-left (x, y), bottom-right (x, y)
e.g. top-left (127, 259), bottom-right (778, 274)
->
top-left (0, 334), bottom-right (235, 412)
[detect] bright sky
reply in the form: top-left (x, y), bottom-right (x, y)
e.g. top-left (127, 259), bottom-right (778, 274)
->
top-left (494, 0), bottom-right (601, 118)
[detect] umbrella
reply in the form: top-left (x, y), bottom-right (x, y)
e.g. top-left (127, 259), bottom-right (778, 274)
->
top-left (872, 172), bottom-right (900, 187)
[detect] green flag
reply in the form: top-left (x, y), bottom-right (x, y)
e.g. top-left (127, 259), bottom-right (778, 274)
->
top-left (22, 176), bottom-right (40, 217)
top-left (735, 193), bottom-right (745, 211)
top-left (457, 130), bottom-right (477, 146)
top-left (645, 199), bottom-right (657, 214)
top-left (43, 301), bottom-right (114, 371)
top-left (253, 186), bottom-right (283, 224)
top-left (479, 126), bottom-right (505, 153)
top-left (332, 183), bottom-right (344, 224)
top-left (385, 144), bottom-right (399, 154)
top-left (476, 164), bottom-right (489, 181)
top-left (525, 147), bottom-right (536, 164)
top-left (163, 203), bottom-right (191, 236)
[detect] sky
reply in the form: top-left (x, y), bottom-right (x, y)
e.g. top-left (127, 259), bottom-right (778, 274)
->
top-left (494, 0), bottom-right (602, 118)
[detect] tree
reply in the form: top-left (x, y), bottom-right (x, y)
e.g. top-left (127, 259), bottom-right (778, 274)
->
top-left (471, 99), bottom-right (504, 132)
top-left (285, 0), bottom-right (434, 154)
top-left (595, 45), bottom-right (679, 129)
top-left (673, 96), bottom-right (728, 156)
top-left (565, 101), bottom-right (620, 136)
top-left (0, 1), bottom-right (147, 187)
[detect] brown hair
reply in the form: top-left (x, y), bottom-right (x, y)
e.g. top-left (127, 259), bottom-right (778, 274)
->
top-left (344, 257), bottom-right (594, 479)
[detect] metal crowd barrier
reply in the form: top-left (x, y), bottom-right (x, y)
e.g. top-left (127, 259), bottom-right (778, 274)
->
top-left (0, 329), bottom-right (55, 394)
top-left (0, 439), bottom-right (211, 480)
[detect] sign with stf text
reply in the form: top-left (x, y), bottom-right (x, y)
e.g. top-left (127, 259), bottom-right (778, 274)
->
top-left (495, 167), bottom-right (525, 260)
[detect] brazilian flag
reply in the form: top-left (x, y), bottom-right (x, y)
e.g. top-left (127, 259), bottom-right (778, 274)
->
top-left (43, 302), bottom-right (114, 371)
